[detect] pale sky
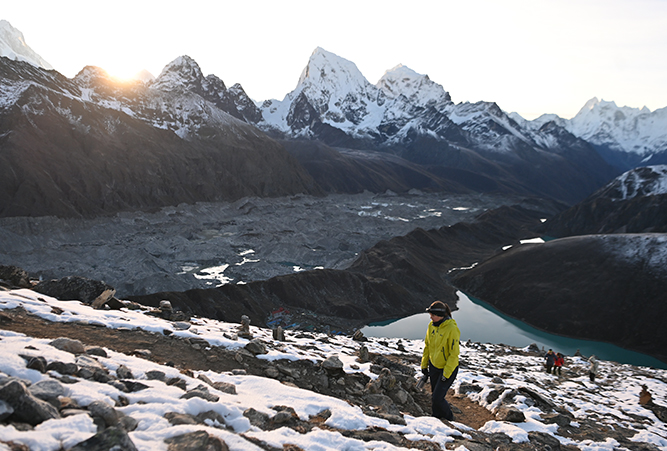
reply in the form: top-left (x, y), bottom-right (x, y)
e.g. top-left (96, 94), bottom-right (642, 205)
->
top-left (3, 0), bottom-right (667, 119)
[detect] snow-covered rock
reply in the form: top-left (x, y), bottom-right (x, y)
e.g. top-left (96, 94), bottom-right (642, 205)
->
top-left (0, 20), bottom-right (53, 70)
top-left (518, 98), bottom-right (667, 170)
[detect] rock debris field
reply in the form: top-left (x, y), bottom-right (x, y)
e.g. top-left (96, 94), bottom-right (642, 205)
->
top-left (1, 287), bottom-right (666, 450)
top-left (0, 192), bottom-right (519, 298)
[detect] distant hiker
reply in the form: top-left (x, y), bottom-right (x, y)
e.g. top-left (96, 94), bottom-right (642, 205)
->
top-left (588, 355), bottom-right (599, 382)
top-left (554, 352), bottom-right (564, 376)
top-left (544, 349), bottom-right (556, 374)
top-left (421, 300), bottom-right (460, 421)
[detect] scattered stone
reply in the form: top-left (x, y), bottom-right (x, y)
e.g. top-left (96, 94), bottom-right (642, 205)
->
top-left (133, 349), bottom-right (152, 358)
top-left (195, 410), bottom-right (228, 429)
top-left (146, 370), bottom-right (166, 381)
top-left (211, 381), bottom-right (237, 395)
top-left (321, 355), bottom-right (344, 376)
top-left (244, 339), bottom-right (267, 355)
top-left (68, 426), bottom-right (138, 451)
top-left (28, 379), bottom-right (67, 407)
top-left (180, 385), bottom-right (219, 402)
top-left (164, 430), bottom-right (229, 451)
top-left (116, 365), bottom-right (133, 380)
top-left (541, 412), bottom-right (571, 427)
top-left (165, 412), bottom-right (198, 425)
top-left (26, 356), bottom-right (47, 373)
top-left (120, 381), bottom-right (149, 393)
top-left (91, 289), bottom-right (117, 309)
top-left (119, 414), bottom-right (139, 432)
top-left (265, 366), bottom-right (280, 378)
top-left (86, 347), bottom-right (108, 358)
top-left (45, 361), bottom-right (78, 375)
top-left (49, 337), bottom-right (86, 354)
top-left (495, 407), bottom-right (525, 423)
top-left (172, 321), bottom-right (191, 330)
top-left (526, 343), bottom-right (541, 353)
top-left (272, 410), bottom-right (294, 424)
top-left (0, 379), bottom-right (60, 425)
top-left (528, 431), bottom-right (562, 450)
top-left (88, 400), bottom-right (119, 427)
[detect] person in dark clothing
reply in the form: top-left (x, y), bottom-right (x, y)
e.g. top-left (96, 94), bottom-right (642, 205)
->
top-left (544, 349), bottom-right (556, 374)
top-left (421, 300), bottom-right (460, 421)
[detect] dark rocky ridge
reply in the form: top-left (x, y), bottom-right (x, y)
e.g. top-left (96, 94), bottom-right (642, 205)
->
top-left (452, 234), bottom-right (667, 364)
top-left (0, 57), bottom-right (320, 218)
top-left (542, 166), bottom-right (667, 237)
top-left (542, 193), bottom-right (667, 236)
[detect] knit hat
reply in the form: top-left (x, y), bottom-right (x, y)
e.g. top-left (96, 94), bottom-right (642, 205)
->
top-left (425, 300), bottom-right (449, 317)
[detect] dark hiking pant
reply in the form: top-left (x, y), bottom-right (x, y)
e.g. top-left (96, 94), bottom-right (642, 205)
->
top-left (428, 363), bottom-right (459, 421)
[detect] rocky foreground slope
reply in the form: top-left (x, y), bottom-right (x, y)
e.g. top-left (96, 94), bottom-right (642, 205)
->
top-left (1, 289), bottom-right (667, 451)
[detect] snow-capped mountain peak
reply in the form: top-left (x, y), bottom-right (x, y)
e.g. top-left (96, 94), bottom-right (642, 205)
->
top-left (152, 55), bottom-right (205, 92)
top-left (0, 19), bottom-right (53, 70)
top-left (564, 97), bottom-right (667, 168)
top-left (295, 47), bottom-right (375, 100)
top-left (377, 64), bottom-right (451, 106)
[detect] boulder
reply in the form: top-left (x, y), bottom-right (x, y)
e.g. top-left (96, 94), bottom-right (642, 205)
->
top-left (68, 426), bottom-right (138, 451)
top-left (0, 379), bottom-right (60, 425)
top-left (50, 337), bottom-right (86, 354)
top-left (28, 379), bottom-right (68, 407)
top-left (495, 407), bottom-right (525, 423)
top-left (88, 400), bottom-right (119, 428)
top-left (0, 265), bottom-right (31, 288)
top-left (244, 339), bottom-right (267, 355)
top-left (164, 430), bottom-right (229, 451)
top-left (34, 276), bottom-right (115, 304)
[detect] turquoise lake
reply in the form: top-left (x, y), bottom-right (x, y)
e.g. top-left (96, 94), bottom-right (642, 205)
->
top-left (361, 291), bottom-right (667, 369)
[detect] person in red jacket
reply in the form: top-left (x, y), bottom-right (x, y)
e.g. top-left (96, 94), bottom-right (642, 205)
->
top-left (421, 300), bottom-right (460, 421)
top-left (554, 352), bottom-right (564, 376)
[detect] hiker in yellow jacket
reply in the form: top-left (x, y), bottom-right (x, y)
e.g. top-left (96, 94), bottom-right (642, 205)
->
top-left (421, 300), bottom-right (460, 421)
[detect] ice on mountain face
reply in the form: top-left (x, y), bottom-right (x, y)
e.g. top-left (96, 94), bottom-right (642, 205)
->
top-left (0, 20), bottom-right (53, 70)
top-left (377, 64), bottom-right (451, 107)
top-left (605, 234), bottom-right (667, 276)
top-left (134, 69), bottom-right (155, 84)
top-left (566, 97), bottom-right (667, 156)
top-left (151, 55), bottom-right (205, 92)
top-left (610, 165), bottom-right (667, 199)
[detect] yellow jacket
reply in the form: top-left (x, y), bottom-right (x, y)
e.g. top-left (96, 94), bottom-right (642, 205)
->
top-left (421, 318), bottom-right (460, 379)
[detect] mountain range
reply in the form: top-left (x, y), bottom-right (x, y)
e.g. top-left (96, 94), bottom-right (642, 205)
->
top-left (4, 20), bottom-right (660, 218)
